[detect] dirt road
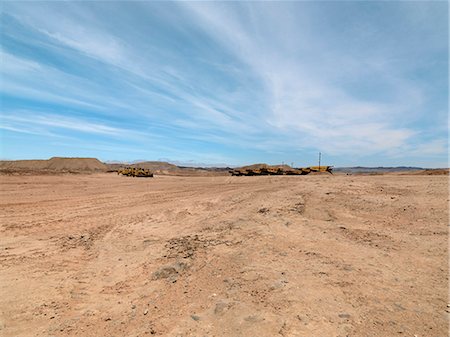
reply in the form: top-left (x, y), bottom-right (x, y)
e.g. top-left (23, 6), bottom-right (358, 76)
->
top-left (0, 173), bottom-right (448, 336)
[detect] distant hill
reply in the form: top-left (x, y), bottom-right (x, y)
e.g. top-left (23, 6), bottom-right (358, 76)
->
top-left (130, 161), bottom-right (179, 171)
top-left (238, 163), bottom-right (293, 170)
top-left (406, 169), bottom-right (449, 175)
top-left (0, 157), bottom-right (107, 173)
top-left (334, 166), bottom-right (423, 174)
top-left (106, 161), bottom-right (175, 171)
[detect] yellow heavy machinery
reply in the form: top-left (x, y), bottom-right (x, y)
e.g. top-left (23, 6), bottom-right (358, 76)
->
top-left (309, 166), bottom-right (333, 174)
top-left (118, 167), bottom-right (154, 177)
top-left (229, 166), bottom-right (332, 176)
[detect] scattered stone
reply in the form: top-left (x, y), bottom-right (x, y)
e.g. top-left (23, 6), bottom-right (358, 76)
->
top-left (144, 309), bottom-right (148, 315)
top-left (290, 202), bottom-right (305, 214)
top-left (338, 313), bottom-right (350, 319)
top-left (244, 315), bottom-right (264, 322)
top-left (131, 304), bottom-right (136, 309)
top-left (214, 300), bottom-right (230, 315)
top-left (394, 303), bottom-right (406, 311)
top-left (80, 234), bottom-right (90, 241)
top-left (152, 261), bottom-right (188, 282)
top-left (191, 314), bottom-right (200, 321)
top-left (342, 265), bottom-right (353, 271)
top-left (258, 207), bottom-right (269, 214)
top-left (270, 280), bottom-right (288, 290)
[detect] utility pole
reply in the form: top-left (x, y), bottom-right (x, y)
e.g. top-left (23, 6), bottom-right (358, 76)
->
top-left (318, 152), bottom-right (321, 170)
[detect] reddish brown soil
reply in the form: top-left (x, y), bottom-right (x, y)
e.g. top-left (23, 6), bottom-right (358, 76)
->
top-left (0, 174), bottom-right (448, 336)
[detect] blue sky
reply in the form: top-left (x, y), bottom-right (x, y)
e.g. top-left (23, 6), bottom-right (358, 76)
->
top-left (0, 1), bottom-right (448, 167)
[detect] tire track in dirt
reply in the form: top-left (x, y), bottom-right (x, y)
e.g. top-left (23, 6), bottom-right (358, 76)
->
top-left (0, 174), bottom-right (447, 337)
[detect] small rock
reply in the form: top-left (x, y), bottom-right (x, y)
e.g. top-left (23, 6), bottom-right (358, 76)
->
top-left (152, 261), bottom-right (188, 281)
top-left (214, 300), bottom-right (230, 315)
top-left (270, 280), bottom-right (287, 290)
top-left (191, 315), bottom-right (200, 321)
top-left (143, 309), bottom-right (148, 315)
top-left (80, 234), bottom-right (90, 241)
top-left (338, 313), bottom-right (350, 319)
top-left (104, 317), bottom-right (112, 322)
top-left (131, 304), bottom-right (136, 309)
top-left (394, 303), bottom-right (406, 311)
top-left (244, 315), bottom-right (264, 322)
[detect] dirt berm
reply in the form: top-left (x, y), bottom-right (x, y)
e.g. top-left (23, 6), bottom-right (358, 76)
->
top-left (0, 157), bottom-right (107, 173)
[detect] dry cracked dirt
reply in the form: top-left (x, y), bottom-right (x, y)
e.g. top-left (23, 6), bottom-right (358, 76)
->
top-left (0, 173), bottom-right (448, 336)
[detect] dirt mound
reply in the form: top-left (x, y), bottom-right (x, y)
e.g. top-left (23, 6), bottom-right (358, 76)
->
top-left (131, 161), bottom-right (179, 171)
top-left (417, 169), bottom-right (449, 175)
top-left (107, 161), bottom-right (179, 171)
top-left (0, 157), bottom-right (107, 173)
top-left (395, 169), bottom-right (449, 176)
top-left (46, 157), bottom-right (107, 171)
top-left (239, 163), bottom-right (293, 170)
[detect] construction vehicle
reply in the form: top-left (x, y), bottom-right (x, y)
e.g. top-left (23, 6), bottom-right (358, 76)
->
top-left (229, 165), bottom-right (332, 176)
top-left (309, 166), bottom-right (333, 174)
top-left (118, 167), bottom-right (154, 177)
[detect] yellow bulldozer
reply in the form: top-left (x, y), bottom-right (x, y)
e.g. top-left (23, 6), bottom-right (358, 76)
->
top-left (118, 167), bottom-right (154, 177)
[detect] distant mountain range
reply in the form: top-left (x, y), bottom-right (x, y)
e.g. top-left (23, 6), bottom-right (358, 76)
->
top-left (333, 166), bottom-right (424, 173)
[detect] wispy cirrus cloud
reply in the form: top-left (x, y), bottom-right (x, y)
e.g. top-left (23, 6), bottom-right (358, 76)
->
top-left (1, 112), bottom-right (134, 138)
top-left (1, 1), bottom-right (447, 166)
top-left (178, 2), bottom-right (438, 156)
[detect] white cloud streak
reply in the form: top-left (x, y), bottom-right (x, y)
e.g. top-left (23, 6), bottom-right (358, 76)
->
top-left (178, 2), bottom-right (431, 155)
top-left (1, 2), bottom-right (447, 164)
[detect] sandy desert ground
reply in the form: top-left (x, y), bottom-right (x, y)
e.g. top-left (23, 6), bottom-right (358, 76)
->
top-left (0, 173), bottom-right (448, 336)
